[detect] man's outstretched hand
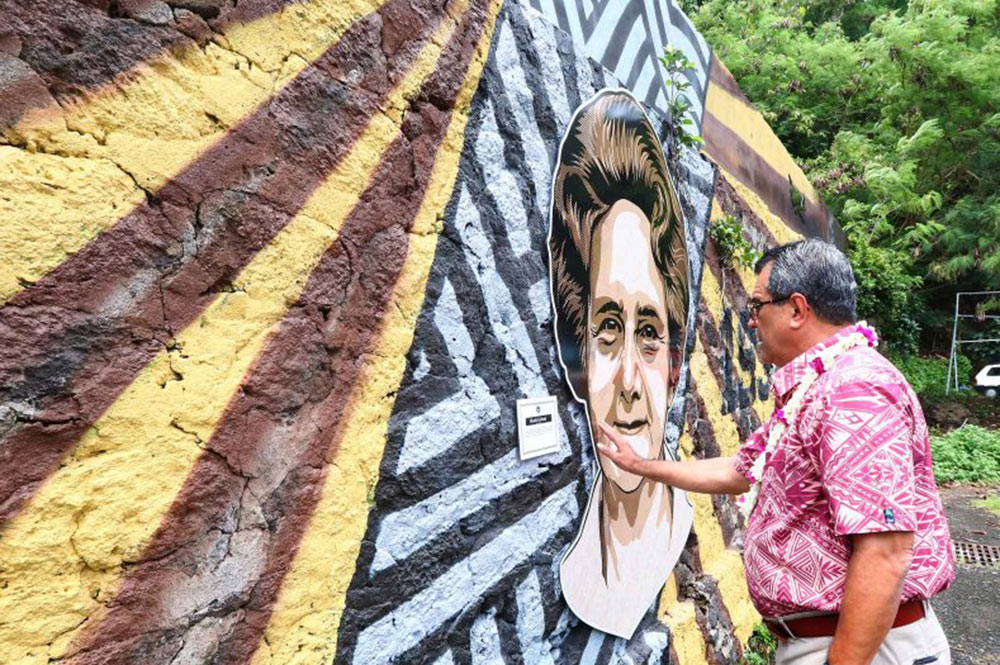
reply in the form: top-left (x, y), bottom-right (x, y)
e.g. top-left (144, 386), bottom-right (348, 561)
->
top-left (595, 422), bottom-right (750, 495)
top-left (594, 422), bottom-right (646, 476)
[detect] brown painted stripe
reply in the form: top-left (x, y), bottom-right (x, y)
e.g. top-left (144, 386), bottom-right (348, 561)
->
top-left (63, 2), bottom-right (491, 663)
top-left (706, 55), bottom-right (753, 108)
top-left (1, 0), bottom-right (304, 128)
top-left (702, 58), bottom-right (841, 246)
top-left (0, 0), bottom-right (452, 526)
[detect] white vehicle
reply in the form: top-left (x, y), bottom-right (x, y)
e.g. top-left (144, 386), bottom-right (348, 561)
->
top-left (974, 364), bottom-right (1000, 398)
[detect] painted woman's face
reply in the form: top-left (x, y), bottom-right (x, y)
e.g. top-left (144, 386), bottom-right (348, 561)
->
top-left (586, 199), bottom-right (671, 492)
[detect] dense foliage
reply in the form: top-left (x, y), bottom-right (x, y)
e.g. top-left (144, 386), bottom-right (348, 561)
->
top-left (895, 353), bottom-right (970, 396)
top-left (683, 0), bottom-right (1000, 359)
top-left (930, 424), bottom-right (1000, 484)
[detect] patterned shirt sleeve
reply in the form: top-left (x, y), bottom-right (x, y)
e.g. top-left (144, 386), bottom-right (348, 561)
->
top-left (812, 378), bottom-right (918, 536)
top-left (734, 420), bottom-right (770, 480)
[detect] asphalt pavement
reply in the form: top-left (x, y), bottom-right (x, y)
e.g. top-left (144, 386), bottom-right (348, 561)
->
top-left (934, 486), bottom-right (1000, 665)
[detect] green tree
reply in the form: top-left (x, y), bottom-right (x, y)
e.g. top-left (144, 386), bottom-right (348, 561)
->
top-left (684, 0), bottom-right (1000, 355)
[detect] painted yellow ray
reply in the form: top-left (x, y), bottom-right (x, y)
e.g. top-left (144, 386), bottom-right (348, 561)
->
top-left (660, 429), bottom-right (760, 653)
top-left (716, 167), bottom-right (805, 248)
top-left (0, 11), bottom-right (469, 664)
top-left (0, 0), bottom-right (385, 305)
top-left (699, 253), bottom-right (772, 426)
top-left (247, 3), bottom-right (502, 662)
top-left (657, 572), bottom-right (709, 665)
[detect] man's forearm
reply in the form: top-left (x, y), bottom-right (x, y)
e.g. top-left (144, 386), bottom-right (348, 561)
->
top-left (635, 456), bottom-right (750, 495)
top-left (827, 531), bottom-right (914, 665)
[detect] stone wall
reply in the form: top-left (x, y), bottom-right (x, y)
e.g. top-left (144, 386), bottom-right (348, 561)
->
top-left (0, 1), bottom-right (837, 663)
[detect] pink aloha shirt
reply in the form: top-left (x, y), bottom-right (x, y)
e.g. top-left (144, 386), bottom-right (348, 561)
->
top-left (734, 327), bottom-right (955, 617)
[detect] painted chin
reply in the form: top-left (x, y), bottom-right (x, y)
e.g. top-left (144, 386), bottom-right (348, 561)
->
top-left (600, 420), bottom-right (657, 492)
top-left (612, 419), bottom-right (652, 458)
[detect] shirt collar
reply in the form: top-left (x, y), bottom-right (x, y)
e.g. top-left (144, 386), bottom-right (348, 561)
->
top-left (770, 325), bottom-right (858, 401)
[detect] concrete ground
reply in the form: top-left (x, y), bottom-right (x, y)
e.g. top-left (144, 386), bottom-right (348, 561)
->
top-left (933, 486), bottom-right (1000, 665)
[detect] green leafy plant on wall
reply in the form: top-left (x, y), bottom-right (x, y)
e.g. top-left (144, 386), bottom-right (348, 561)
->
top-left (741, 623), bottom-right (778, 665)
top-left (710, 214), bottom-right (761, 270)
top-left (660, 45), bottom-right (705, 151)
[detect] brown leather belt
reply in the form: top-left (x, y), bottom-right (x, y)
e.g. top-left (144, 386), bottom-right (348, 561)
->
top-left (764, 599), bottom-right (925, 640)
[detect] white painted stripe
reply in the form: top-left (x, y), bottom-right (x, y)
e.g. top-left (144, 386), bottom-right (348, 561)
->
top-left (456, 186), bottom-right (546, 395)
top-left (496, 19), bottom-right (556, 238)
top-left (643, 629), bottom-right (669, 664)
top-left (528, 275), bottom-right (552, 327)
top-left (353, 485), bottom-right (578, 663)
top-left (432, 649), bottom-right (455, 665)
top-left (575, 52), bottom-right (595, 102)
top-left (474, 97), bottom-right (534, 258)
top-left (634, 57), bottom-right (657, 105)
top-left (435, 278), bottom-right (475, 374)
top-left (586, 0), bottom-right (629, 62)
top-left (396, 375), bottom-right (501, 475)
top-left (373, 438), bottom-right (569, 575)
top-left (579, 629), bottom-right (606, 664)
top-left (535, 0), bottom-right (559, 33)
top-left (525, 10), bottom-right (571, 133)
top-left (613, 17), bottom-right (645, 85)
top-left (470, 608), bottom-right (505, 665)
top-left (395, 278), bottom-right (501, 474)
top-left (516, 570), bottom-right (555, 664)
top-left (563, 0), bottom-right (585, 45)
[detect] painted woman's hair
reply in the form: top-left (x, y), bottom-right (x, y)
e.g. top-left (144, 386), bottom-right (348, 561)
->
top-left (549, 90), bottom-right (689, 401)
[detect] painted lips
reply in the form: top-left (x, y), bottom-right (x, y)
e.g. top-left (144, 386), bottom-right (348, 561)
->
top-left (613, 418), bottom-right (648, 435)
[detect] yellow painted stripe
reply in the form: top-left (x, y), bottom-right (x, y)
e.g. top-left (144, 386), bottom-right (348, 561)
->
top-left (661, 431), bottom-right (760, 651)
top-left (0, 0), bottom-right (385, 305)
top-left (689, 338), bottom-right (749, 458)
top-left (704, 82), bottom-right (820, 208)
top-left (657, 572), bottom-right (708, 665)
top-left (0, 15), bottom-right (470, 665)
top-left (247, 3), bottom-right (502, 663)
top-left (716, 166), bottom-right (805, 247)
top-left (698, 247), bottom-right (770, 426)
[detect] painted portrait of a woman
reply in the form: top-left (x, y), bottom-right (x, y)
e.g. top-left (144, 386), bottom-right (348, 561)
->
top-left (548, 89), bottom-right (693, 638)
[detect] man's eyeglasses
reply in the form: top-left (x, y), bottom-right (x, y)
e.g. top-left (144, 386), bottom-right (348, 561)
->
top-left (748, 296), bottom-right (790, 320)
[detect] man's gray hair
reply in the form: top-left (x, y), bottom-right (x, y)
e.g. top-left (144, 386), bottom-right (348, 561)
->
top-left (754, 238), bottom-right (857, 325)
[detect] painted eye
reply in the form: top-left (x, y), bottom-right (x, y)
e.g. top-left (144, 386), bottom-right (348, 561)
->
top-left (594, 317), bottom-right (621, 347)
top-left (599, 318), bottom-right (622, 333)
top-left (638, 324), bottom-right (659, 340)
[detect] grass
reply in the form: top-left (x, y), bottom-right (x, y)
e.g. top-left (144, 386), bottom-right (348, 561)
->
top-left (930, 424), bottom-right (1000, 485)
top-left (972, 493), bottom-right (1000, 517)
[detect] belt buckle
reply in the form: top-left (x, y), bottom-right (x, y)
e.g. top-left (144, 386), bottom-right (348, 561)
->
top-left (773, 616), bottom-right (797, 640)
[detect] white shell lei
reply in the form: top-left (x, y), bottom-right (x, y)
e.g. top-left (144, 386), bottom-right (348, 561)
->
top-left (735, 321), bottom-right (880, 518)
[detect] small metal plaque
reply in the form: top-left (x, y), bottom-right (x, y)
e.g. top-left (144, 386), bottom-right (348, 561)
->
top-left (516, 396), bottom-right (560, 460)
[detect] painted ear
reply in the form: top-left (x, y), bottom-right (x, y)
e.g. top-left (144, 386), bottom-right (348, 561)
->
top-left (669, 347), bottom-right (682, 388)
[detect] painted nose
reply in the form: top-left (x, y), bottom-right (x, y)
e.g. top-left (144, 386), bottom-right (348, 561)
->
top-left (619, 335), bottom-right (642, 405)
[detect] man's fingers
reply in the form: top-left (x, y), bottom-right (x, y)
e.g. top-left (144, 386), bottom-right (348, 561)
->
top-left (597, 421), bottom-right (626, 447)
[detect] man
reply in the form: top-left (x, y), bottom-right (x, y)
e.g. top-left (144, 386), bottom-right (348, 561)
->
top-left (596, 239), bottom-right (955, 665)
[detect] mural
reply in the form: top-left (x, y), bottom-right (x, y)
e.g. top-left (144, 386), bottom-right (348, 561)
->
top-left (0, 0), bottom-right (837, 663)
top-left (525, 0), bottom-right (711, 131)
top-left (549, 89), bottom-right (693, 638)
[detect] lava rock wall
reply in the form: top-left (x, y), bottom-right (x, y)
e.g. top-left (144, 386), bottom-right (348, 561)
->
top-left (0, 0), bottom-right (837, 663)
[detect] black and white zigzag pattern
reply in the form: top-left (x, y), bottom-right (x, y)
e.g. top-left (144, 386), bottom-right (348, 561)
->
top-left (521, 0), bottom-right (711, 133)
top-left (334, 4), bottom-right (716, 663)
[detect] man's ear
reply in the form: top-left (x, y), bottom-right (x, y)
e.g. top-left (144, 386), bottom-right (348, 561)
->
top-left (789, 292), bottom-right (809, 330)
